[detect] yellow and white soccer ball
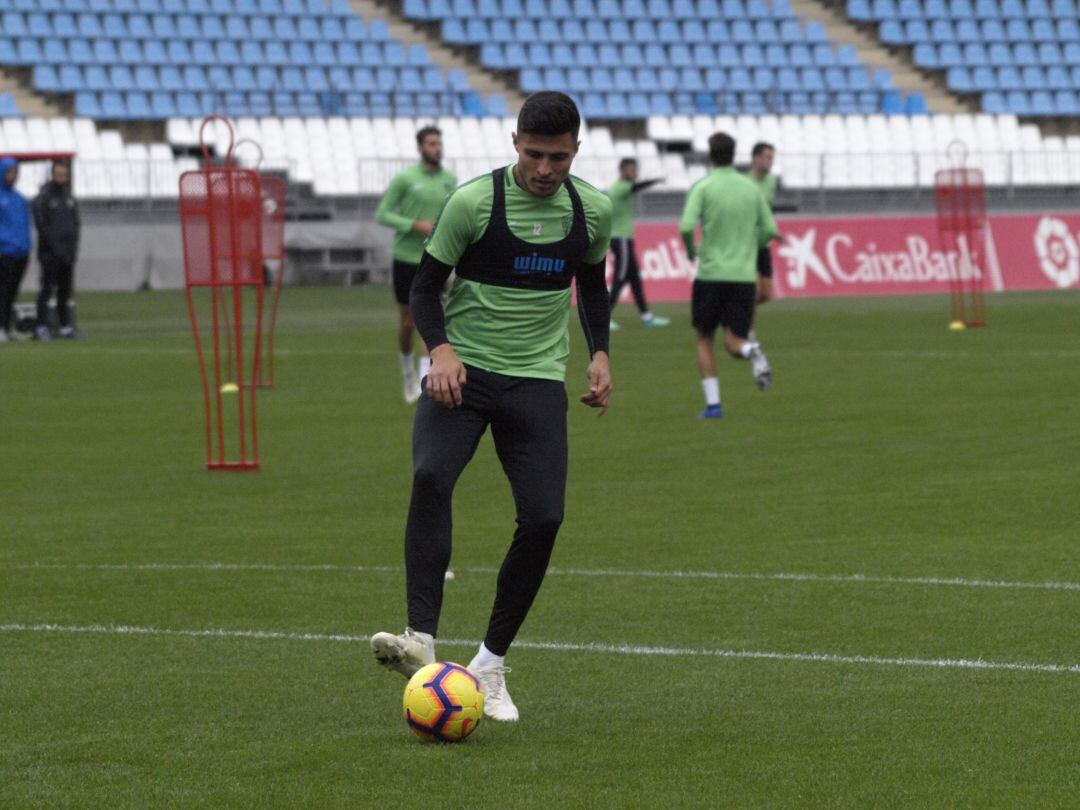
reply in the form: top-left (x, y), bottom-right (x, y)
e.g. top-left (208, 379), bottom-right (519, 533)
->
top-left (403, 661), bottom-right (484, 743)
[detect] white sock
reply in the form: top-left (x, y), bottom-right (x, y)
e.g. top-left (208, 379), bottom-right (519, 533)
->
top-left (418, 355), bottom-right (431, 379)
top-left (469, 642), bottom-right (504, 670)
top-left (738, 342), bottom-right (758, 359)
top-left (701, 377), bottom-right (720, 406)
top-left (399, 352), bottom-right (415, 377)
top-left (748, 329), bottom-right (757, 341)
top-left (641, 311), bottom-right (654, 323)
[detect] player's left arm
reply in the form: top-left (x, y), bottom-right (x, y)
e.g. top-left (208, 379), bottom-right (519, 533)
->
top-left (577, 195), bottom-right (613, 415)
top-left (756, 191), bottom-right (781, 303)
top-left (374, 174), bottom-right (414, 233)
top-left (410, 188), bottom-right (476, 407)
top-left (678, 183), bottom-right (702, 261)
top-left (630, 178), bottom-right (663, 194)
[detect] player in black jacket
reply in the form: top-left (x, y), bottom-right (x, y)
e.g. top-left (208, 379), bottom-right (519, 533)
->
top-left (32, 161), bottom-right (80, 339)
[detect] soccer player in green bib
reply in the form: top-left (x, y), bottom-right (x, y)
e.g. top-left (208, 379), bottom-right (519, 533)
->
top-left (680, 132), bottom-right (779, 419)
top-left (606, 158), bottom-right (668, 331)
top-left (370, 93), bottom-right (613, 722)
top-left (747, 141), bottom-right (779, 308)
top-left (375, 126), bottom-right (457, 403)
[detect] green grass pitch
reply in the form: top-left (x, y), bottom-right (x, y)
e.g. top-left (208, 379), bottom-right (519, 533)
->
top-left (2, 287), bottom-right (1078, 807)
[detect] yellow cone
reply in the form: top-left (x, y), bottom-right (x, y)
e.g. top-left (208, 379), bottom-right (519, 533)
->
top-left (948, 321), bottom-right (966, 331)
top-left (220, 382), bottom-right (240, 394)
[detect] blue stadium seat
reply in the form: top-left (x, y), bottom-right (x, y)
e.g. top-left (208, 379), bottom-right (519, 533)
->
top-left (1014, 42), bottom-right (1038, 66)
top-left (705, 67), bottom-right (725, 89)
top-left (913, 43), bottom-right (940, 67)
top-left (1054, 90), bottom-right (1079, 114)
top-left (765, 44), bottom-right (788, 67)
top-left (337, 43), bottom-right (361, 65)
top-left (971, 66), bottom-right (996, 90)
top-left (812, 44), bottom-right (837, 66)
top-left (988, 42), bottom-right (1013, 65)
top-left (743, 44), bottom-right (765, 67)
top-left (880, 20), bottom-right (906, 44)
top-left (1006, 90), bottom-right (1031, 114)
top-left (1046, 65), bottom-right (1070, 88)
top-left (947, 66), bottom-right (973, 90)
top-left (74, 92), bottom-right (101, 117)
top-left (608, 19), bottom-right (632, 43)
top-left (590, 67), bottom-right (614, 91)
top-left (706, 20), bottom-right (729, 40)
top-left (905, 19), bottom-right (930, 42)
top-left (824, 66), bottom-right (849, 90)
top-left (328, 67), bottom-right (353, 90)
top-left (930, 19), bottom-right (956, 41)
top-left (598, 44), bottom-right (621, 66)
top-left (963, 43), bottom-right (988, 65)
top-left (803, 21), bottom-right (828, 42)
top-left (997, 66), bottom-right (1022, 89)
top-left (1022, 65), bottom-right (1047, 88)
top-left (881, 90), bottom-right (904, 113)
top-left (1057, 16), bottom-right (1079, 39)
top-left (848, 67), bottom-right (870, 89)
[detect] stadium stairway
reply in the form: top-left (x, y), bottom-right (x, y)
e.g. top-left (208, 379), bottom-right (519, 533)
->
top-left (348, 0), bottom-right (526, 112)
top-left (0, 66), bottom-right (64, 117)
top-left (788, 0), bottom-right (971, 113)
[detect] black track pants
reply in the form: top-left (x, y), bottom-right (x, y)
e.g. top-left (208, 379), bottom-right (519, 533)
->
top-left (609, 237), bottom-right (648, 314)
top-left (405, 366), bottom-right (568, 656)
top-left (36, 255), bottom-right (75, 328)
top-left (0, 254), bottom-right (29, 333)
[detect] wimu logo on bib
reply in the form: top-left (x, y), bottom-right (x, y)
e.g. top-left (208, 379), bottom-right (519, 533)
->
top-left (512, 253), bottom-right (567, 276)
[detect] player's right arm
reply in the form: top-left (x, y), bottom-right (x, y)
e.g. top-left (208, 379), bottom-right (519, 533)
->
top-left (375, 172), bottom-right (427, 235)
top-left (409, 187), bottom-right (478, 408)
top-left (679, 181), bottom-right (703, 261)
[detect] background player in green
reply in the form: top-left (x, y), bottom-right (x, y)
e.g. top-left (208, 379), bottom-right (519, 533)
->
top-left (681, 132), bottom-right (779, 420)
top-left (375, 126), bottom-right (456, 403)
top-left (747, 141), bottom-right (779, 312)
top-left (369, 93), bottom-right (613, 722)
top-left (606, 158), bottom-right (668, 331)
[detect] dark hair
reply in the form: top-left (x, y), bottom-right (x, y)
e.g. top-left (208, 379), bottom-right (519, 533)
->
top-left (752, 142), bottom-right (774, 158)
top-left (618, 157), bottom-right (637, 170)
top-left (416, 126), bottom-right (441, 145)
top-left (517, 92), bottom-right (580, 140)
top-left (708, 132), bottom-right (736, 167)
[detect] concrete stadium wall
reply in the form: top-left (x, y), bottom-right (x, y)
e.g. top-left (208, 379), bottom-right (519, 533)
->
top-left (17, 220), bottom-right (392, 294)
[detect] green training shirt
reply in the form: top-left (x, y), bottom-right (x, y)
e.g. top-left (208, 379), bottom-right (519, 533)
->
top-left (749, 171), bottom-right (778, 207)
top-left (606, 178), bottom-right (637, 239)
top-left (375, 163), bottom-right (457, 264)
top-left (424, 165), bottom-right (613, 381)
top-left (679, 167), bottom-right (779, 283)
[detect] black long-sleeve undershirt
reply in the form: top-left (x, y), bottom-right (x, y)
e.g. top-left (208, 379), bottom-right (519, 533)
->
top-left (575, 260), bottom-right (610, 358)
top-left (630, 178), bottom-right (663, 195)
top-left (409, 251), bottom-right (454, 351)
top-left (409, 251), bottom-right (611, 359)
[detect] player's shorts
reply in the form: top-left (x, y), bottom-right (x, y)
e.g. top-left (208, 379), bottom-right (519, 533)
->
top-left (392, 259), bottom-right (419, 306)
top-left (756, 246), bottom-right (773, 279)
top-left (691, 279), bottom-right (756, 338)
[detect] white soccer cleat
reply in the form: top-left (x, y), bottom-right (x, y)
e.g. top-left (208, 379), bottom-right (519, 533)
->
top-left (403, 373), bottom-right (421, 404)
top-left (468, 661), bottom-right (519, 722)
top-left (370, 627), bottom-right (435, 679)
top-left (749, 344), bottom-right (772, 390)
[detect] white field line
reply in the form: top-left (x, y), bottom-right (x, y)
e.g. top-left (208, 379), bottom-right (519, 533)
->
top-left (52, 347), bottom-right (384, 357)
top-left (10, 562), bottom-right (1079, 592)
top-left (1, 622), bottom-right (1077, 675)
top-left (36, 346), bottom-right (1080, 360)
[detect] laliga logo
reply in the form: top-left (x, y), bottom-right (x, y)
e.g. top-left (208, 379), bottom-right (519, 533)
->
top-left (1034, 217), bottom-right (1080, 289)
